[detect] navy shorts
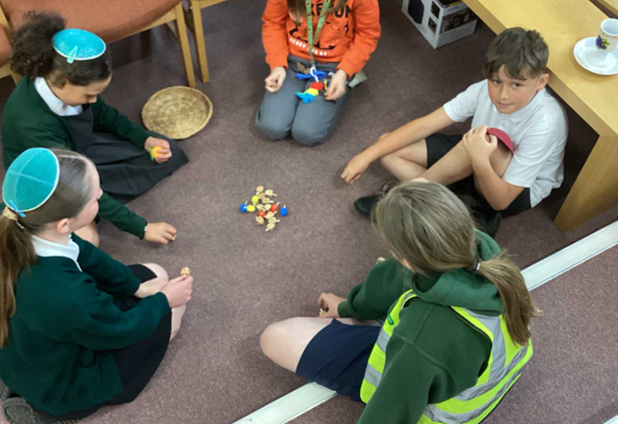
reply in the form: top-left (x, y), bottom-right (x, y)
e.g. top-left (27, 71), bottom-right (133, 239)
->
top-left (296, 320), bottom-right (380, 402)
top-left (426, 133), bottom-right (531, 216)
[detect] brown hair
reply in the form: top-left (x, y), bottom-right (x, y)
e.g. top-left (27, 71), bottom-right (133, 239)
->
top-left (11, 11), bottom-right (112, 87)
top-left (0, 150), bottom-right (94, 347)
top-left (375, 182), bottom-right (540, 346)
top-left (286, 0), bottom-right (348, 22)
top-left (483, 27), bottom-right (549, 80)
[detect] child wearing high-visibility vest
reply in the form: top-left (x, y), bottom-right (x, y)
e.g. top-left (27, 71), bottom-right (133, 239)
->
top-left (261, 181), bottom-right (538, 423)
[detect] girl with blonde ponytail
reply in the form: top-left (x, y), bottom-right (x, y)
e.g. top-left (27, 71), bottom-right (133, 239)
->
top-left (260, 181), bottom-right (538, 424)
top-left (0, 149), bottom-right (193, 423)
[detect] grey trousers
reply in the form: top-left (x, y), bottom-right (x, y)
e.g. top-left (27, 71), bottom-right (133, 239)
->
top-left (255, 56), bottom-right (349, 147)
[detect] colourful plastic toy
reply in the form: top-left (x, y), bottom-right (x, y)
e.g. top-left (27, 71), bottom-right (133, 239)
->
top-left (280, 205), bottom-right (288, 217)
top-left (296, 87), bottom-right (321, 104)
top-left (296, 70), bottom-right (327, 81)
top-left (240, 203), bottom-right (248, 213)
top-left (247, 205), bottom-right (256, 212)
top-left (271, 203), bottom-right (280, 212)
top-left (258, 211), bottom-right (267, 218)
top-left (150, 146), bottom-right (163, 161)
top-left (251, 195), bottom-right (259, 205)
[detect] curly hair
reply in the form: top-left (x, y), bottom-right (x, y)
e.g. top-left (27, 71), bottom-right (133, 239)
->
top-left (11, 11), bottom-right (112, 86)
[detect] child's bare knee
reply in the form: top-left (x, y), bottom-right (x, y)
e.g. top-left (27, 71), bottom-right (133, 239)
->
top-left (379, 153), bottom-right (395, 168)
top-left (142, 263), bottom-right (169, 281)
top-left (260, 321), bottom-right (287, 357)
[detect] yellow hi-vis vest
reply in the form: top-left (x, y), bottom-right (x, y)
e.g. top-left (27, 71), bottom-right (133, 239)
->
top-left (360, 290), bottom-right (533, 424)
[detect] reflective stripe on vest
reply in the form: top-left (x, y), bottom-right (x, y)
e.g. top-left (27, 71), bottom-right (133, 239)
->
top-left (360, 289), bottom-right (533, 424)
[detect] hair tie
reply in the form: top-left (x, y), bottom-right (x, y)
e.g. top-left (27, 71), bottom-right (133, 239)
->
top-left (2, 207), bottom-right (25, 230)
top-left (467, 257), bottom-right (482, 275)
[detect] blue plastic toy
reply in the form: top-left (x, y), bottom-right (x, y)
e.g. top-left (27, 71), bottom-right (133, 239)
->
top-left (280, 205), bottom-right (288, 217)
top-left (240, 203), bottom-right (248, 213)
top-left (296, 70), bottom-right (327, 81)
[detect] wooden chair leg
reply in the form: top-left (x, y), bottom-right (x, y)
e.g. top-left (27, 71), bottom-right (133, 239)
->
top-left (174, 3), bottom-right (197, 88)
top-left (190, 0), bottom-right (210, 83)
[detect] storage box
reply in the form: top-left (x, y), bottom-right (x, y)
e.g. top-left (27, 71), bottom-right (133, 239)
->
top-left (402, 0), bottom-right (478, 49)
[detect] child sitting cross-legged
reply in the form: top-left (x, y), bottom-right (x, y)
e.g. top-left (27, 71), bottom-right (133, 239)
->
top-left (342, 28), bottom-right (568, 236)
top-left (261, 181), bottom-right (539, 424)
top-left (0, 149), bottom-right (193, 423)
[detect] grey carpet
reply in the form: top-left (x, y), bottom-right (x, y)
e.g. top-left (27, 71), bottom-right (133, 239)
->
top-left (0, 0), bottom-right (616, 423)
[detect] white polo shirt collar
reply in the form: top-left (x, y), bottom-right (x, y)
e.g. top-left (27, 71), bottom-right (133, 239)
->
top-left (34, 77), bottom-right (84, 117)
top-left (31, 235), bottom-right (82, 270)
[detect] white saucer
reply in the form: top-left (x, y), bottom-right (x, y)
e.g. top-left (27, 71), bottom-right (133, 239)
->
top-left (574, 37), bottom-right (618, 76)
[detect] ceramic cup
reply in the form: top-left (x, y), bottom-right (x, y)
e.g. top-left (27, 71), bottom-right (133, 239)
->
top-left (588, 18), bottom-right (618, 68)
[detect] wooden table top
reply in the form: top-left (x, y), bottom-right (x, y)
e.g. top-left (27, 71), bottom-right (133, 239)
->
top-left (464, 0), bottom-right (618, 136)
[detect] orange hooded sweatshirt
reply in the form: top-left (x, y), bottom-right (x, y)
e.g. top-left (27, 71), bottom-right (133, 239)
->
top-left (262, 0), bottom-right (381, 78)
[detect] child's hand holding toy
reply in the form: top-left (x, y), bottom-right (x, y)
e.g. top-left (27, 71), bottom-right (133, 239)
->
top-left (265, 66), bottom-right (287, 93)
top-left (317, 292), bottom-right (346, 318)
top-left (325, 69), bottom-right (348, 101)
top-left (145, 137), bottom-right (172, 164)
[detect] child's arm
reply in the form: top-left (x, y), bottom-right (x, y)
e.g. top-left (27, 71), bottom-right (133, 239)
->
top-left (337, 258), bottom-right (409, 320)
top-left (74, 234), bottom-right (142, 298)
top-left (97, 192), bottom-right (147, 238)
top-left (262, 0), bottom-right (290, 71)
top-left (60, 282), bottom-right (171, 350)
top-left (337, 0), bottom-right (381, 79)
top-left (342, 107), bottom-right (455, 183)
top-left (91, 97), bottom-right (151, 151)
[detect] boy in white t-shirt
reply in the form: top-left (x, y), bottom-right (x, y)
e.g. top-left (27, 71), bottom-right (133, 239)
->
top-left (342, 28), bottom-right (568, 235)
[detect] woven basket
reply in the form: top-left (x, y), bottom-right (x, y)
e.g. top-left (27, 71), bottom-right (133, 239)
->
top-left (142, 86), bottom-right (213, 140)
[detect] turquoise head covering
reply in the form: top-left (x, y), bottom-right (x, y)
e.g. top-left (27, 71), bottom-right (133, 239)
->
top-left (2, 148), bottom-right (60, 218)
top-left (53, 29), bottom-right (107, 64)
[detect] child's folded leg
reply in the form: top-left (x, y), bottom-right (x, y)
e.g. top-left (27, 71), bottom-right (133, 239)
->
top-left (255, 67), bottom-right (305, 141)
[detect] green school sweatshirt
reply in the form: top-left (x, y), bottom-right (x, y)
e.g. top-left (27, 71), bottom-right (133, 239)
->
top-left (0, 235), bottom-right (170, 415)
top-left (1, 78), bottom-right (150, 237)
top-left (338, 232), bottom-right (504, 424)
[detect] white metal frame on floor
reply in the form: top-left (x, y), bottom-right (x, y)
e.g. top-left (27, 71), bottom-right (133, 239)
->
top-left (234, 220), bottom-right (618, 424)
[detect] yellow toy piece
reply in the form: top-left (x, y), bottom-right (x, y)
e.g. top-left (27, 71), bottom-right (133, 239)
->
top-left (150, 146), bottom-right (163, 160)
top-left (181, 267), bottom-right (191, 276)
top-left (251, 195), bottom-right (259, 205)
top-left (246, 205), bottom-right (256, 212)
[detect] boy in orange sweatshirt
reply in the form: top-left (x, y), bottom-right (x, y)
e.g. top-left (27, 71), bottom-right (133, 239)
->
top-left (256, 0), bottom-right (380, 147)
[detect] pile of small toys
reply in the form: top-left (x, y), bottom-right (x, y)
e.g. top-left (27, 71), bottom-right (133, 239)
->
top-left (239, 186), bottom-right (288, 232)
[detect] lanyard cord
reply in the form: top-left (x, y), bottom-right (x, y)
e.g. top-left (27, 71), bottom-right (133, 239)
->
top-left (305, 0), bottom-right (332, 65)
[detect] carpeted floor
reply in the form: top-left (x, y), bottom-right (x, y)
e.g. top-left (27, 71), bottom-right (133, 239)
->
top-left (0, 0), bottom-right (616, 423)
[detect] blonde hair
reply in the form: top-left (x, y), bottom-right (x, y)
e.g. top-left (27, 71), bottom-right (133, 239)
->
top-left (375, 182), bottom-right (539, 346)
top-left (0, 150), bottom-right (93, 347)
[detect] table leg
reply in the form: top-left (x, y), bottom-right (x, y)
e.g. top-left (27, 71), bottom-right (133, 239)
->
top-left (555, 134), bottom-right (618, 231)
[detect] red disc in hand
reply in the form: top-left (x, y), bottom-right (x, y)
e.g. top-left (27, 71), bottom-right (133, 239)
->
top-left (310, 82), bottom-right (324, 91)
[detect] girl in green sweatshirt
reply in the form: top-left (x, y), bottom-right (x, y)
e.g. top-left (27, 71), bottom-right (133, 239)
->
top-left (2, 12), bottom-right (189, 246)
top-left (0, 148), bottom-right (193, 423)
top-left (261, 182), bottom-right (539, 424)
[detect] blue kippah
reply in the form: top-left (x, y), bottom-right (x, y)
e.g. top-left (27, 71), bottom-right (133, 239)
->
top-left (53, 29), bottom-right (106, 64)
top-left (2, 149), bottom-right (60, 215)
